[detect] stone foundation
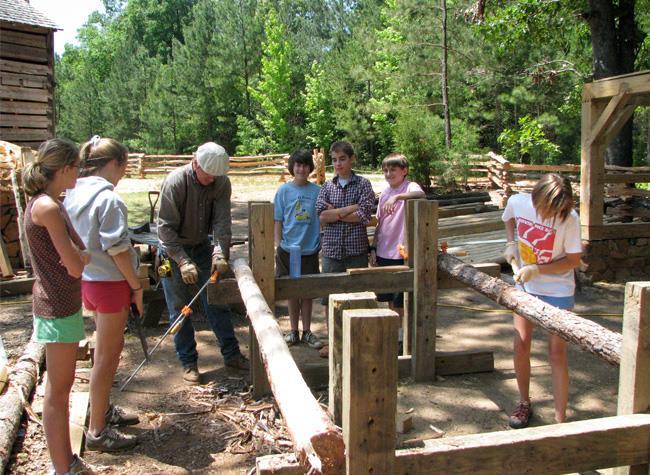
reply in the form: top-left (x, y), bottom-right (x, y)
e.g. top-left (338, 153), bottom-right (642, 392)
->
top-left (579, 238), bottom-right (650, 283)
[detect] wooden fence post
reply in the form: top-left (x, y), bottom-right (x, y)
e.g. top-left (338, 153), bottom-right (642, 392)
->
top-left (412, 200), bottom-right (438, 382)
top-left (403, 199), bottom-right (417, 356)
top-left (249, 202), bottom-right (274, 398)
top-left (328, 292), bottom-right (378, 427)
top-left (613, 282), bottom-right (650, 475)
top-left (343, 308), bottom-right (399, 474)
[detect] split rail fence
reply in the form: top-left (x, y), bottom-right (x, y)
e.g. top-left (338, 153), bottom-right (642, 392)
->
top-left (207, 200), bottom-right (649, 474)
top-left (125, 149), bottom-right (326, 184)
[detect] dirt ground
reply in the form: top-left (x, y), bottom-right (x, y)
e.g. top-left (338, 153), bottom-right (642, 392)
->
top-left (0, 177), bottom-right (628, 474)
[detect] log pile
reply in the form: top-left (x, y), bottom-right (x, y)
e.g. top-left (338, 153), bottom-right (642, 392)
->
top-left (0, 140), bottom-right (26, 273)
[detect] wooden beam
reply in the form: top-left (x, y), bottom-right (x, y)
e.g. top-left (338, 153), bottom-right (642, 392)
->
top-left (248, 202), bottom-right (274, 398)
top-left (412, 200), bottom-right (437, 381)
top-left (394, 414), bottom-right (650, 474)
top-left (232, 259), bottom-right (344, 474)
top-left (0, 29), bottom-right (47, 48)
top-left (328, 293), bottom-right (377, 427)
top-left (207, 263), bottom-right (502, 305)
top-left (0, 237), bottom-right (14, 277)
top-left (603, 172), bottom-right (650, 183)
top-left (588, 90), bottom-right (631, 146)
top-left (585, 71), bottom-right (650, 99)
top-left (0, 59), bottom-right (51, 75)
top-left (580, 95), bottom-right (606, 235)
top-left (69, 391), bottom-right (89, 456)
top-left (0, 42), bottom-right (48, 63)
top-left (602, 104), bottom-right (637, 147)
top-left (0, 100), bottom-right (49, 115)
top-left (438, 253), bottom-right (622, 366)
top-left (343, 308), bottom-right (399, 475)
top-left (614, 282), bottom-right (650, 475)
top-left (0, 276), bottom-right (34, 296)
top-left (403, 199), bottom-right (418, 356)
top-left (582, 223), bottom-right (650, 241)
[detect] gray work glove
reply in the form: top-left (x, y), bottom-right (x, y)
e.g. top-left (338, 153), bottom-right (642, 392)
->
top-left (179, 259), bottom-right (199, 285)
top-left (211, 255), bottom-right (229, 276)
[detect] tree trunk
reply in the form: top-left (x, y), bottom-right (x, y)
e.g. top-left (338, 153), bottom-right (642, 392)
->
top-left (437, 253), bottom-right (622, 366)
top-left (441, 0), bottom-right (452, 148)
top-left (232, 259), bottom-right (344, 474)
top-left (586, 0), bottom-right (638, 167)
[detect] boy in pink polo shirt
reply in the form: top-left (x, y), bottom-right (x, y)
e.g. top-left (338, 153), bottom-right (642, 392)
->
top-left (370, 153), bottom-right (425, 321)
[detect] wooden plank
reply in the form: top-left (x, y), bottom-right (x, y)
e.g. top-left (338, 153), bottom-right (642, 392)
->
top-left (580, 96), bottom-right (606, 236)
top-left (507, 163), bottom-right (580, 172)
top-left (256, 453), bottom-right (303, 474)
top-left (0, 42), bottom-right (48, 63)
top-left (603, 172), bottom-right (650, 184)
top-left (328, 293), bottom-right (377, 427)
top-left (602, 105), bottom-right (637, 147)
top-left (412, 200), bottom-right (437, 382)
top-left (395, 414), bottom-right (650, 474)
top-left (347, 265), bottom-right (408, 275)
top-left (249, 202), bottom-right (274, 398)
top-left (0, 59), bottom-right (50, 75)
top-left (583, 223), bottom-right (650, 240)
top-left (0, 237), bottom-right (14, 277)
top-left (1, 30), bottom-right (47, 48)
top-left (68, 391), bottom-right (90, 456)
top-left (0, 276), bottom-right (34, 296)
top-left (1, 71), bottom-right (47, 88)
top-left (0, 114), bottom-right (49, 128)
top-left (0, 100), bottom-right (49, 115)
top-left (343, 308), bottom-right (399, 475)
top-left (404, 199), bottom-right (417, 356)
top-left (208, 263), bottom-right (501, 305)
top-left (586, 71), bottom-right (650, 99)
top-left (614, 282), bottom-right (650, 475)
top-left (0, 84), bottom-right (49, 102)
top-left (0, 128), bottom-right (51, 141)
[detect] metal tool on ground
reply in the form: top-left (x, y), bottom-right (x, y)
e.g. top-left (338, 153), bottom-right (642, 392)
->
top-left (126, 303), bottom-right (149, 360)
top-left (119, 271), bottom-right (218, 391)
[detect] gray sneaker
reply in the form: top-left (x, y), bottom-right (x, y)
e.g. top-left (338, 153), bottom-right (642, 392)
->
top-left (86, 425), bottom-right (137, 452)
top-left (284, 330), bottom-right (299, 346)
top-left (302, 330), bottom-right (323, 349)
top-left (48, 454), bottom-right (95, 475)
top-left (105, 403), bottom-right (139, 426)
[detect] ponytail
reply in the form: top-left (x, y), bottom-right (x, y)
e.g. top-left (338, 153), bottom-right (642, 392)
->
top-left (79, 135), bottom-right (128, 177)
top-left (23, 139), bottom-right (79, 196)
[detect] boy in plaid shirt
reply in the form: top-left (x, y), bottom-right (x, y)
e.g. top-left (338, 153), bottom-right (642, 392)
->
top-left (316, 141), bottom-right (375, 356)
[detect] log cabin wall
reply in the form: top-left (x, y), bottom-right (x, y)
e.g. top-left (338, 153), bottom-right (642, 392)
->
top-left (0, 0), bottom-right (58, 149)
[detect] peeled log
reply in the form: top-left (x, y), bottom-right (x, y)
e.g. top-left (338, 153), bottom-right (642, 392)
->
top-left (232, 259), bottom-right (344, 474)
top-left (437, 253), bottom-right (622, 366)
top-left (0, 339), bottom-right (45, 472)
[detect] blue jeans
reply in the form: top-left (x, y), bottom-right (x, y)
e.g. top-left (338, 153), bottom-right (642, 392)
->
top-left (160, 242), bottom-right (240, 367)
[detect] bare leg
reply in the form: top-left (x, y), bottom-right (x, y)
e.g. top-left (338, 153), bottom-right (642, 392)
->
top-left (513, 313), bottom-right (534, 402)
top-left (88, 309), bottom-right (128, 436)
top-left (287, 298), bottom-right (300, 332)
top-left (548, 333), bottom-right (569, 422)
top-left (43, 343), bottom-right (78, 474)
top-left (300, 298), bottom-right (313, 332)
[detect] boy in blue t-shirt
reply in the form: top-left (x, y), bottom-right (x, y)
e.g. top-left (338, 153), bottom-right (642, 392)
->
top-left (274, 150), bottom-right (323, 349)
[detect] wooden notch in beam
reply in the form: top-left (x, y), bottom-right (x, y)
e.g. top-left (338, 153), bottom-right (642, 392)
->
top-left (438, 253), bottom-right (622, 365)
top-left (232, 259), bottom-right (344, 474)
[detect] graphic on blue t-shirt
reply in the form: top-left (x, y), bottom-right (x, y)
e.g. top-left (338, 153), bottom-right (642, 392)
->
top-left (294, 199), bottom-right (311, 222)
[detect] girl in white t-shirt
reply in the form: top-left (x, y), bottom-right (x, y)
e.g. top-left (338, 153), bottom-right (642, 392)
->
top-left (501, 173), bottom-right (582, 429)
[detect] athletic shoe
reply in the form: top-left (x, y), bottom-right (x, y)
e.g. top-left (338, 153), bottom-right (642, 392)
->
top-left (47, 454), bottom-right (95, 475)
top-left (86, 425), bottom-right (137, 452)
top-left (284, 330), bottom-right (300, 346)
top-left (301, 331), bottom-right (323, 349)
top-left (509, 400), bottom-right (533, 429)
top-left (105, 403), bottom-right (139, 426)
top-left (183, 363), bottom-right (201, 385)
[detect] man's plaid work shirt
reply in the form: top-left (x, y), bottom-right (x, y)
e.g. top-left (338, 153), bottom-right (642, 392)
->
top-left (316, 172), bottom-right (375, 260)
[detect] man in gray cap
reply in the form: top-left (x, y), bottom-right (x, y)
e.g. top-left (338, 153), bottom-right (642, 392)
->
top-left (158, 142), bottom-right (249, 384)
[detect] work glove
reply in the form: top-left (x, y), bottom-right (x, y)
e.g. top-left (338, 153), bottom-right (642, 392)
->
top-left (179, 259), bottom-right (199, 284)
top-left (514, 264), bottom-right (540, 284)
top-left (503, 241), bottom-right (519, 265)
top-left (211, 256), bottom-right (229, 276)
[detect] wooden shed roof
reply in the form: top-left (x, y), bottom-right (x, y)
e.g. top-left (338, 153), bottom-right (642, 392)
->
top-left (0, 0), bottom-right (59, 30)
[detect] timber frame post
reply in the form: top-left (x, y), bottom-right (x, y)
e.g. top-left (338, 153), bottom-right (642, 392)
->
top-left (248, 202), bottom-right (274, 398)
top-left (580, 70), bottom-right (650, 241)
top-left (614, 282), bottom-right (650, 475)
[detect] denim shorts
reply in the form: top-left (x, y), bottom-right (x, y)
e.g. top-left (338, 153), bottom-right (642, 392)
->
top-left (530, 293), bottom-right (575, 310)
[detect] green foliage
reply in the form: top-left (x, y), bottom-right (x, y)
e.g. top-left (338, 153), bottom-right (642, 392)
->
top-left (304, 61), bottom-right (336, 149)
top-left (498, 115), bottom-right (560, 164)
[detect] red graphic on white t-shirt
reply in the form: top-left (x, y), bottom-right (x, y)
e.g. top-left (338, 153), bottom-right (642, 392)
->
top-left (516, 217), bottom-right (556, 264)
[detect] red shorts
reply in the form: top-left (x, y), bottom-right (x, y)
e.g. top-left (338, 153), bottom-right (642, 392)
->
top-left (81, 280), bottom-right (131, 314)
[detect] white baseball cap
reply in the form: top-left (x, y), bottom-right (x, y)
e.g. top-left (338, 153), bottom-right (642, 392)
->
top-left (196, 142), bottom-right (229, 176)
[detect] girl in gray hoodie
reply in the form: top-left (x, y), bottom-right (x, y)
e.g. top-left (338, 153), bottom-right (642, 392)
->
top-left (64, 136), bottom-right (140, 452)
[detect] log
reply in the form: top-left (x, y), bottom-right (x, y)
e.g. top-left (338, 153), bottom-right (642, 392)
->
top-left (0, 340), bottom-right (45, 473)
top-left (232, 258), bottom-right (344, 474)
top-left (437, 253), bottom-right (622, 366)
top-left (10, 169), bottom-right (30, 271)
